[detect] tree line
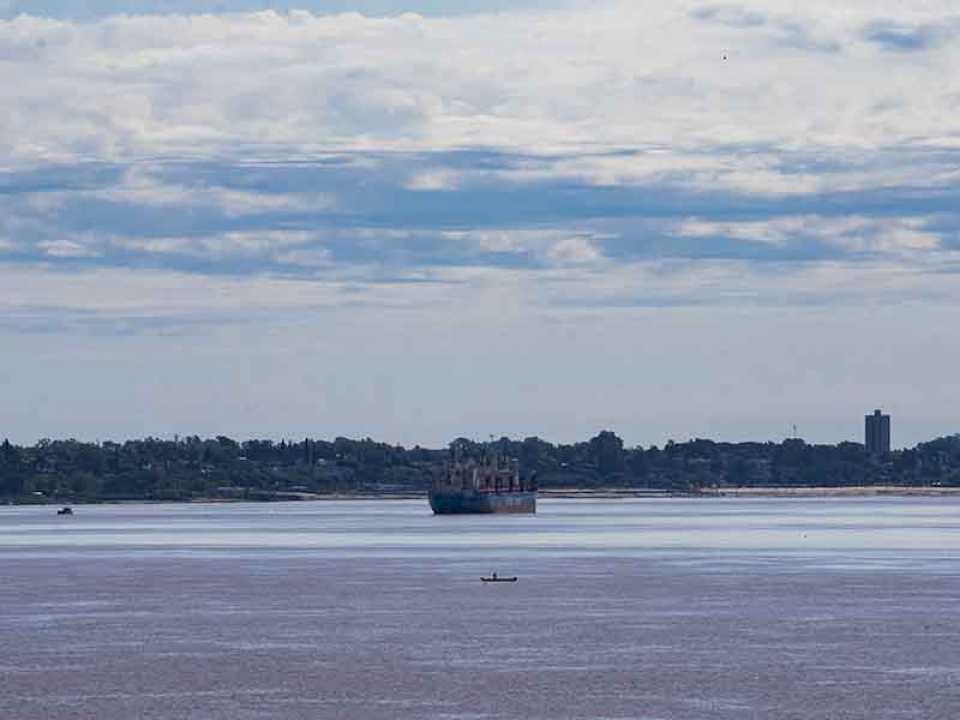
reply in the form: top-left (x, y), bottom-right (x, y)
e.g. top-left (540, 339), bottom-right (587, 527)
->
top-left (2, 431), bottom-right (960, 502)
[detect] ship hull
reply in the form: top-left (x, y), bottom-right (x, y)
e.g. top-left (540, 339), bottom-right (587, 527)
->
top-left (429, 490), bottom-right (536, 515)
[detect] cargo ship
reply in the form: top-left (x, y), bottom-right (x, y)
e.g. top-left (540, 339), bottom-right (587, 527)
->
top-left (429, 447), bottom-right (536, 515)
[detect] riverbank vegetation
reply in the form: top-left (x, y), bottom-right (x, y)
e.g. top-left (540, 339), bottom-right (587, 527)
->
top-left (2, 432), bottom-right (960, 503)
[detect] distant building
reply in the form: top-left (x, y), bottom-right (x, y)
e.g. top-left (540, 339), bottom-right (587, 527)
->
top-left (865, 409), bottom-right (891, 456)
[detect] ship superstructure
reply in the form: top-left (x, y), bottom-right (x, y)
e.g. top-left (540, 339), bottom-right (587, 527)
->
top-left (428, 445), bottom-right (536, 514)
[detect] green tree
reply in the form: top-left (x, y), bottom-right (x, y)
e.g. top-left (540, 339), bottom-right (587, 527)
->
top-left (589, 431), bottom-right (624, 477)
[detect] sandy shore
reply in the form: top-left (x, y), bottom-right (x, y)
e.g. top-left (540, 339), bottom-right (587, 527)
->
top-left (304, 486), bottom-right (960, 500)
top-left (539, 488), bottom-right (673, 499)
top-left (543, 486), bottom-right (960, 499)
top-left (711, 485), bottom-right (960, 497)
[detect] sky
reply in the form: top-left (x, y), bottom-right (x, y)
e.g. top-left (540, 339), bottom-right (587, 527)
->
top-left (1, 1), bottom-right (959, 448)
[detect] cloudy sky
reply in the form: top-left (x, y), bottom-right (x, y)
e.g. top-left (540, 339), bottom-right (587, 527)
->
top-left (1, 0), bottom-right (959, 447)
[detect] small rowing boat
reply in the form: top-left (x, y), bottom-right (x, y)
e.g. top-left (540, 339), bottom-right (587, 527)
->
top-left (481, 573), bottom-right (517, 583)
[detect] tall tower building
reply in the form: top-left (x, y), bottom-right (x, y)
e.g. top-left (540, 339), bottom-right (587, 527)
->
top-left (865, 409), bottom-right (891, 456)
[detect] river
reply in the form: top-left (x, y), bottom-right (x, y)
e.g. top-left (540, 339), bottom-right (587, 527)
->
top-left (1, 497), bottom-right (958, 719)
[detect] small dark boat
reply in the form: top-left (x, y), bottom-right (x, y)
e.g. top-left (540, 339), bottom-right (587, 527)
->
top-left (57, 507), bottom-right (73, 516)
top-left (481, 573), bottom-right (517, 583)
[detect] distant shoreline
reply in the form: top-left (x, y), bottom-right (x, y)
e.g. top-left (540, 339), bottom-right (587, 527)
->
top-left (8, 485), bottom-right (959, 507)
top-left (8, 433), bottom-right (960, 505)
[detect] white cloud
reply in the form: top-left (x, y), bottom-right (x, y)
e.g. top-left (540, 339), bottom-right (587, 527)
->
top-left (548, 236), bottom-right (603, 265)
top-left (276, 247), bottom-right (334, 267)
top-left (111, 229), bottom-right (316, 258)
top-left (92, 167), bottom-right (335, 215)
top-left (465, 230), bottom-right (528, 255)
top-left (675, 216), bottom-right (945, 254)
top-left (405, 169), bottom-right (461, 191)
top-left (677, 217), bottom-right (803, 246)
top-left (1, 2), bottom-right (958, 172)
top-left (38, 239), bottom-right (100, 257)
